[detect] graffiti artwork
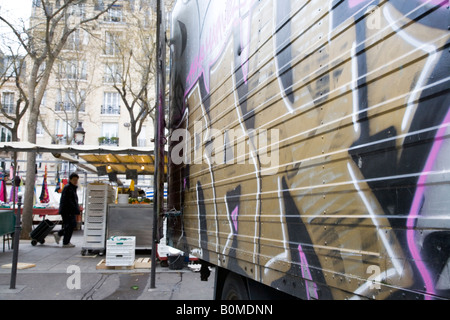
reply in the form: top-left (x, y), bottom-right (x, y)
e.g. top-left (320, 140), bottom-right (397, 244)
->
top-left (167, 0), bottom-right (450, 300)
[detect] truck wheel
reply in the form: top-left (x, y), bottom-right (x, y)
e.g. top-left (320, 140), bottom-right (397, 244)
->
top-left (221, 273), bottom-right (249, 300)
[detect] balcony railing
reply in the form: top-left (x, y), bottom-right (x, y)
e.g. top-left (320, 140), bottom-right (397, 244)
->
top-left (55, 102), bottom-right (86, 112)
top-left (98, 137), bottom-right (119, 146)
top-left (103, 75), bottom-right (121, 83)
top-left (101, 105), bottom-right (120, 115)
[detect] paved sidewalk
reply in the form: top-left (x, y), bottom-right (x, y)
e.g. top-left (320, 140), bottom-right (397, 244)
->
top-left (0, 228), bottom-right (214, 300)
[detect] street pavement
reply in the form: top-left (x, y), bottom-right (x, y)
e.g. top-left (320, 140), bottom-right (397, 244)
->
top-left (0, 228), bottom-right (214, 300)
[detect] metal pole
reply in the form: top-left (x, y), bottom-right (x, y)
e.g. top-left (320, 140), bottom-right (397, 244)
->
top-left (10, 152), bottom-right (21, 289)
top-left (151, 0), bottom-right (166, 289)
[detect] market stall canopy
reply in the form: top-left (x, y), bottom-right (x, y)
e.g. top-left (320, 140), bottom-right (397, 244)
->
top-left (0, 142), bottom-right (152, 155)
top-left (0, 142), bottom-right (168, 176)
top-left (79, 153), bottom-right (168, 176)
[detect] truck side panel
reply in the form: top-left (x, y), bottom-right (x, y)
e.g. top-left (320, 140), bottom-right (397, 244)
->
top-left (167, 0), bottom-right (450, 300)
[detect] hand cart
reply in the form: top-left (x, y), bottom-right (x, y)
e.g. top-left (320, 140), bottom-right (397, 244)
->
top-left (30, 219), bottom-right (55, 246)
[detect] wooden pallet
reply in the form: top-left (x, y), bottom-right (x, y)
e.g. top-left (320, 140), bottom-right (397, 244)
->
top-left (96, 258), bottom-right (151, 270)
top-left (134, 257), bottom-right (151, 269)
top-left (1, 263), bottom-right (36, 270)
top-left (96, 259), bottom-right (134, 270)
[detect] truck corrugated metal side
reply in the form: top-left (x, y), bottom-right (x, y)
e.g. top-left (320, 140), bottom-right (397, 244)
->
top-left (167, 0), bottom-right (450, 300)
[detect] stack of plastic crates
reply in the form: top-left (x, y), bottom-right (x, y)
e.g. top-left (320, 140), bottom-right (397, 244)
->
top-left (106, 236), bottom-right (136, 267)
top-left (81, 183), bottom-right (114, 256)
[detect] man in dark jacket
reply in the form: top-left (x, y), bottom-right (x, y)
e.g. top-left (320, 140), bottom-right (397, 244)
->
top-left (54, 173), bottom-right (80, 247)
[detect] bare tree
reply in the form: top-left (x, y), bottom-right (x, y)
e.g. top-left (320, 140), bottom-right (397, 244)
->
top-left (0, 0), bottom-right (118, 238)
top-left (104, 0), bottom-right (156, 146)
top-left (39, 45), bottom-right (99, 145)
top-left (0, 51), bottom-right (28, 141)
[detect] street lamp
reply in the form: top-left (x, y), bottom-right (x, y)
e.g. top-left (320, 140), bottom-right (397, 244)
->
top-left (74, 122), bottom-right (86, 145)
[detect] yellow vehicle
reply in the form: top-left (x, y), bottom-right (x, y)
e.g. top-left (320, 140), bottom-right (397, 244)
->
top-left (166, 0), bottom-right (450, 300)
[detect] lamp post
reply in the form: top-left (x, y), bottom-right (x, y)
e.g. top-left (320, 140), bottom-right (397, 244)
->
top-left (74, 122), bottom-right (86, 145)
top-left (10, 191), bottom-right (22, 289)
top-left (151, 0), bottom-right (166, 290)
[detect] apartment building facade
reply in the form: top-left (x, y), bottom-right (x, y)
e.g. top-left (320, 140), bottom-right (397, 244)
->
top-left (1, 0), bottom-right (175, 174)
top-left (38, 0), bottom-right (158, 150)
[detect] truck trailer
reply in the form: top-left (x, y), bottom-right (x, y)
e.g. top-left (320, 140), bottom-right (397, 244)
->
top-left (164, 0), bottom-right (450, 300)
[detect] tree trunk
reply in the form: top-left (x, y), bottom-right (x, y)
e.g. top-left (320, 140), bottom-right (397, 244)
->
top-left (131, 132), bottom-right (138, 147)
top-left (21, 80), bottom-right (41, 239)
top-left (11, 129), bottom-right (18, 142)
top-left (2, 0), bottom-right (120, 238)
top-left (131, 122), bottom-right (138, 147)
top-left (21, 154), bottom-right (36, 239)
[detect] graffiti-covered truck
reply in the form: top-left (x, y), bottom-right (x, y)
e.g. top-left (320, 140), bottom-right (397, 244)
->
top-left (165, 0), bottom-right (450, 300)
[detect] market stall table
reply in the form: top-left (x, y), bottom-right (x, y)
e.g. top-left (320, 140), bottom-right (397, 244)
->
top-left (0, 207), bottom-right (61, 224)
top-left (0, 210), bottom-right (15, 251)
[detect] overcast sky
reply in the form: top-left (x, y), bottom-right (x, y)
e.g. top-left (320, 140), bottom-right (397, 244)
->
top-left (0, 0), bottom-right (32, 23)
top-left (0, 0), bottom-right (32, 53)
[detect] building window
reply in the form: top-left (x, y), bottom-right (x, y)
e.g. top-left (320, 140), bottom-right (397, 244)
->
top-left (1, 57), bottom-right (17, 77)
top-left (104, 5), bottom-right (123, 23)
top-left (1, 92), bottom-right (15, 114)
top-left (36, 153), bottom-right (43, 168)
top-left (36, 121), bottom-right (44, 136)
top-left (0, 124), bottom-right (12, 142)
top-left (143, 8), bottom-right (152, 28)
top-left (56, 90), bottom-right (86, 112)
top-left (100, 123), bottom-right (119, 146)
top-left (102, 92), bottom-right (120, 115)
top-left (104, 31), bottom-right (121, 56)
top-left (69, 3), bottom-right (86, 19)
top-left (58, 60), bottom-right (87, 80)
top-left (138, 126), bottom-right (146, 147)
top-left (104, 63), bottom-right (122, 83)
top-left (66, 29), bottom-right (81, 51)
top-left (55, 119), bottom-right (72, 144)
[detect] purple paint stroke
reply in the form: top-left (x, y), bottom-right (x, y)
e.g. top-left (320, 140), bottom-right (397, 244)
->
top-left (298, 244), bottom-right (319, 300)
top-left (349, 0), bottom-right (448, 9)
top-left (348, 0), bottom-right (370, 8)
top-left (231, 206), bottom-right (239, 233)
top-left (419, 0), bottom-right (449, 7)
top-left (184, 0), bottom-right (256, 98)
top-left (406, 107), bottom-right (450, 300)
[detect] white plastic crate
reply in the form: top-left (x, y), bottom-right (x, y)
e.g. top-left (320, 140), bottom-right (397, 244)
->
top-left (106, 236), bottom-right (136, 266)
top-left (81, 183), bottom-right (115, 256)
